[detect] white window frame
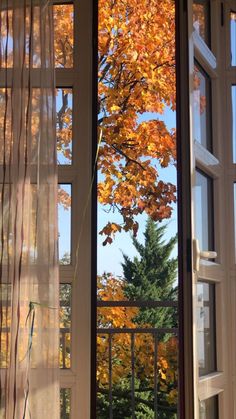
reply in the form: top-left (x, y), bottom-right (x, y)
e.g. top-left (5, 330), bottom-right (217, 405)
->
top-left (56, 1), bottom-right (93, 417)
top-left (189, 0), bottom-right (236, 417)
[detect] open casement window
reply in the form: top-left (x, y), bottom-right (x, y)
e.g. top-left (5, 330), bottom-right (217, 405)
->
top-left (189, 0), bottom-right (236, 417)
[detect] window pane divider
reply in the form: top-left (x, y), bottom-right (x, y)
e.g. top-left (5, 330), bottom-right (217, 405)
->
top-left (97, 300), bottom-right (178, 308)
top-left (193, 30), bottom-right (217, 72)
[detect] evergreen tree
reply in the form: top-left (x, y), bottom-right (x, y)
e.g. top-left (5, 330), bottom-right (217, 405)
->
top-left (122, 219), bottom-right (178, 329)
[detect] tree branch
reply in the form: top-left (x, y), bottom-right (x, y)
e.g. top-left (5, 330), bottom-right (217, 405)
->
top-left (111, 144), bottom-right (145, 170)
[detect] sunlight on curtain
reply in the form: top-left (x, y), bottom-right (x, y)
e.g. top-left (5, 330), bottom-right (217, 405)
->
top-left (0, 1), bottom-right (59, 418)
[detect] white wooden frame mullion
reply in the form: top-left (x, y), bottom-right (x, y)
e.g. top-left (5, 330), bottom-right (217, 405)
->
top-left (189, 1), bottom-right (232, 417)
top-left (56, 1), bottom-right (93, 418)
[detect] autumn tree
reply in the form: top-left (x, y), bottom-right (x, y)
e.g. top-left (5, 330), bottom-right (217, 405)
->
top-left (54, 1), bottom-right (177, 242)
top-left (123, 219), bottom-right (178, 329)
top-left (98, 0), bottom-right (177, 244)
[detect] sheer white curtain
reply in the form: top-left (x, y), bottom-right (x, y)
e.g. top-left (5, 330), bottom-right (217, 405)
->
top-left (0, 1), bottom-right (59, 418)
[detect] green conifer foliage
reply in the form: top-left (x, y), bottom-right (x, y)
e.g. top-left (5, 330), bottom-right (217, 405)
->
top-left (122, 219), bottom-right (178, 328)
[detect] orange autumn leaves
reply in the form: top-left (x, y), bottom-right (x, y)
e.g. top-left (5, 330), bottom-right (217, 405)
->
top-left (54, 5), bottom-right (74, 68)
top-left (98, 0), bottom-right (176, 243)
top-left (53, 1), bottom-right (177, 243)
top-left (97, 275), bottom-right (178, 406)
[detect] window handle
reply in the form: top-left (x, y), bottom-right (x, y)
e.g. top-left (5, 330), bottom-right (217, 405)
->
top-left (193, 239), bottom-right (217, 272)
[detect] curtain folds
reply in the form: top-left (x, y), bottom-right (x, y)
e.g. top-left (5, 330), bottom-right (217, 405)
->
top-left (0, 1), bottom-right (59, 418)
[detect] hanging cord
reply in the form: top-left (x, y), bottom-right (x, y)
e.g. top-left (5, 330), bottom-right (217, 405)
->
top-left (20, 125), bottom-right (102, 417)
top-left (20, 125), bottom-right (103, 418)
top-left (19, 125), bottom-right (103, 419)
top-left (22, 301), bottom-right (35, 419)
top-left (22, 301), bottom-right (58, 419)
top-left (73, 127), bottom-right (102, 283)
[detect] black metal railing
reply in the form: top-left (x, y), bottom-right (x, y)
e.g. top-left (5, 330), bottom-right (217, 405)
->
top-left (59, 300), bottom-right (178, 418)
top-left (96, 300), bottom-right (178, 419)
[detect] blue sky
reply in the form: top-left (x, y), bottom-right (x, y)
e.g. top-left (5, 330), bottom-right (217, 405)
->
top-left (58, 184), bottom-right (71, 262)
top-left (97, 106), bottom-right (177, 276)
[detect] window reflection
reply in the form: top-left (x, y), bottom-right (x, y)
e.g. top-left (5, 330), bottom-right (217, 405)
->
top-left (193, 0), bottom-right (211, 46)
top-left (0, 284), bottom-right (11, 368)
top-left (60, 388), bottom-right (71, 419)
top-left (195, 170), bottom-right (214, 251)
top-left (193, 63), bottom-right (212, 151)
top-left (199, 396), bottom-right (219, 419)
top-left (231, 11), bottom-right (236, 66)
top-left (60, 284), bottom-right (72, 369)
top-left (197, 282), bottom-right (216, 376)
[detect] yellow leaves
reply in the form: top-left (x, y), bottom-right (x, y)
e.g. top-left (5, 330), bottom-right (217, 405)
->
top-left (160, 370), bottom-right (166, 380)
top-left (58, 187), bottom-right (71, 210)
top-left (167, 389), bottom-right (178, 404)
top-left (110, 104), bottom-right (121, 112)
top-left (54, 5), bottom-right (74, 68)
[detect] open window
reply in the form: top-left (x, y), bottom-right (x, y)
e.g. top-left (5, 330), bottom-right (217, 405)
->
top-left (0, 1), bottom-right (235, 418)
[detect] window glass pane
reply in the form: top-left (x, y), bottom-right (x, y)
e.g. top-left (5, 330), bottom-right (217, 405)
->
top-left (0, 9), bottom-right (13, 67)
top-left (231, 11), bottom-right (236, 66)
top-left (199, 396), bottom-right (219, 419)
top-left (0, 7), bottom-right (46, 68)
top-left (197, 282), bottom-right (216, 376)
top-left (54, 4), bottom-right (74, 68)
top-left (195, 170), bottom-right (214, 251)
top-left (0, 284), bottom-right (11, 368)
top-left (193, 63), bottom-right (212, 151)
top-left (60, 284), bottom-right (72, 369)
top-left (0, 88), bottom-right (53, 165)
top-left (232, 85), bottom-right (236, 163)
top-left (60, 388), bottom-right (71, 419)
top-left (193, 0), bottom-right (211, 46)
top-left (58, 184), bottom-right (71, 264)
top-left (56, 89), bottom-right (73, 164)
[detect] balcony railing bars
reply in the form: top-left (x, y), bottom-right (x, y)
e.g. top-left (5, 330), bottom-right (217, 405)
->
top-left (96, 300), bottom-right (178, 419)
